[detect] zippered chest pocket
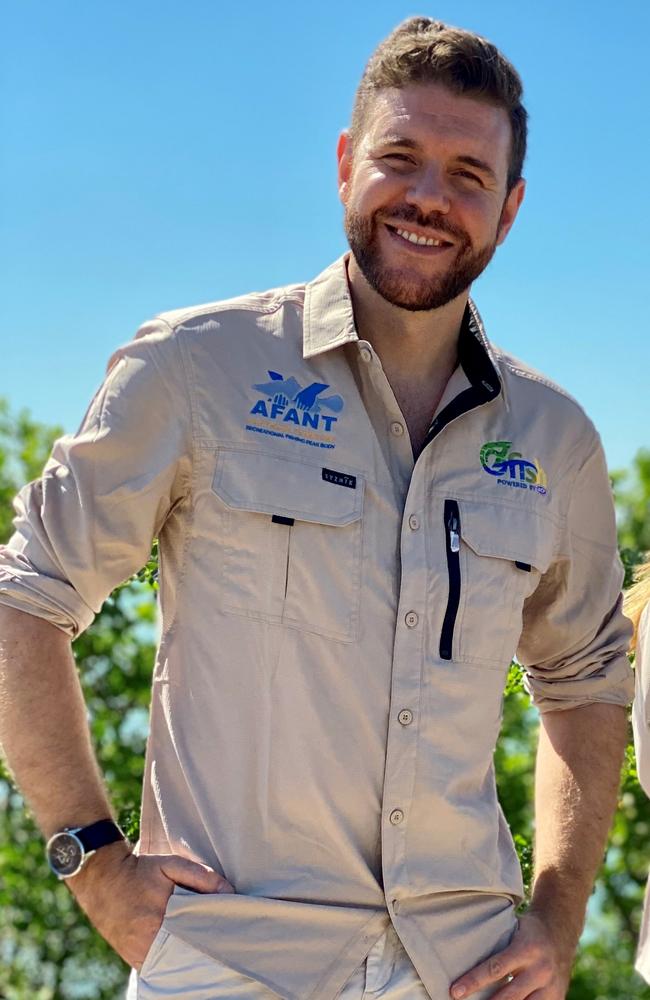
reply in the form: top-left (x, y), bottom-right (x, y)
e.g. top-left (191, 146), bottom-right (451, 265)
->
top-left (438, 498), bottom-right (556, 668)
top-left (211, 449), bottom-right (364, 643)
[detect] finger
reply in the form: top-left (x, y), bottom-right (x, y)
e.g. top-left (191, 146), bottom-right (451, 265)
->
top-left (451, 948), bottom-right (517, 997)
top-left (485, 969), bottom-right (540, 1000)
top-left (159, 856), bottom-right (235, 894)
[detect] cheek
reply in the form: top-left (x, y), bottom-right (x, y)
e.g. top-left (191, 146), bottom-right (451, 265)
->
top-left (348, 167), bottom-right (403, 212)
top-left (454, 194), bottom-right (503, 242)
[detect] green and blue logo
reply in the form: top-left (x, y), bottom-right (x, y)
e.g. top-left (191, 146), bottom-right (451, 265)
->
top-left (480, 441), bottom-right (548, 495)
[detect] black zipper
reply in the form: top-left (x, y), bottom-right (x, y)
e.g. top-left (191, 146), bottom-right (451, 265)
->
top-left (271, 515), bottom-right (293, 599)
top-left (440, 499), bottom-right (461, 661)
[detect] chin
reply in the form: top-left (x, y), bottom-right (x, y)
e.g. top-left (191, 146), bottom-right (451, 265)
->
top-left (369, 267), bottom-right (456, 312)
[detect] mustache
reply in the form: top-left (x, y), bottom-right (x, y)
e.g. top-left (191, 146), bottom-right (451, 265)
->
top-left (382, 206), bottom-right (469, 243)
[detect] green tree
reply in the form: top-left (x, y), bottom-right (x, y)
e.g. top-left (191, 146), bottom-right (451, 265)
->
top-left (614, 447), bottom-right (650, 590)
top-left (615, 449), bottom-right (650, 554)
top-left (0, 402), bottom-right (152, 998)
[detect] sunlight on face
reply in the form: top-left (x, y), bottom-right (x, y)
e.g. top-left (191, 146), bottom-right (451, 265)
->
top-left (340, 84), bottom-right (520, 311)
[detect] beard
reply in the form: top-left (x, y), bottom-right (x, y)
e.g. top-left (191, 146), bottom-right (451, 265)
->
top-left (344, 204), bottom-right (499, 312)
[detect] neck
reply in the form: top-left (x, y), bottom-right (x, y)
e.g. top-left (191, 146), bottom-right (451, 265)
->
top-left (346, 255), bottom-right (467, 387)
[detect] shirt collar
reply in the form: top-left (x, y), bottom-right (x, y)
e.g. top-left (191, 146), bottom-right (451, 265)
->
top-left (460, 299), bottom-right (502, 402)
top-left (303, 254), bottom-right (503, 405)
top-left (303, 255), bottom-right (359, 359)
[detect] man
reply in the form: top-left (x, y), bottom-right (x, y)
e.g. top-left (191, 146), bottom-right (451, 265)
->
top-left (0, 17), bottom-right (634, 1000)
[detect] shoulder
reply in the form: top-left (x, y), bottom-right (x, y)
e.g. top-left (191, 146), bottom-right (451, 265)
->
top-left (106, 281), bottom-right (307, 378)
top-left (494, 346), bottom-right (590, 420)
top-left (148, 282), bottom-right (306, 337)
top-left (492, 344), bottom-right (599, 455)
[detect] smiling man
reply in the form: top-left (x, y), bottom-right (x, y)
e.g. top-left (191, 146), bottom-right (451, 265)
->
top-left (0, 16), bottom-right (634, 1000)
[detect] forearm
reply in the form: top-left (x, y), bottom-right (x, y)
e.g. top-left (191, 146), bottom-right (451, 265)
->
top-left (529, 701), bottom-right (628, 959)
top-left (0, 605), bottom-right (115, 838)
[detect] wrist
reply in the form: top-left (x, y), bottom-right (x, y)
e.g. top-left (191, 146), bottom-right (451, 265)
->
top-left (65, 838), bottom-right (133, 898)
top-left (525, 899), bottom-right (582, 968)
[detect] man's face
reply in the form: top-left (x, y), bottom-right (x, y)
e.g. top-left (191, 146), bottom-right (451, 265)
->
top-left (337, 83), bottom-right (525, 311)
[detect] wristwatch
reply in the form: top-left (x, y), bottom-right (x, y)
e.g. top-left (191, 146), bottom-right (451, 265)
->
top-left (46, 818), bottom-right (126, 879)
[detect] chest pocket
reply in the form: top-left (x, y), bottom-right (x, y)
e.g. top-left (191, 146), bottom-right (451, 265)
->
top-left (439, 497), bottom-right (556, 668)
top-left (211, 449), bottom-right (364, 642)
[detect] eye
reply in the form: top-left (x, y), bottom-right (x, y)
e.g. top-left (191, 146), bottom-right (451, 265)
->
top-left (453, 169), bottom-right (483, 185)
top-left (381, 153), bottom-right (416, 166)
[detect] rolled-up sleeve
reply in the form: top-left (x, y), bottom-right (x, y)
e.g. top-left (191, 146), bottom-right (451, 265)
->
top-left (0, 319), bottom-right (192, 638)
top-left (517, 431), bottom-right (634, 712)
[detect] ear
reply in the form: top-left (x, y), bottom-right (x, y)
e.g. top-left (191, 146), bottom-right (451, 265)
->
top-left (496, 178), bottom-right (526, 246)
top-left (337, 130), bottom-right (353, 204)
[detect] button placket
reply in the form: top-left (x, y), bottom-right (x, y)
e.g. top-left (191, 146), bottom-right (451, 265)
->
top-left (359, 354), bottom-right (414, 479)
top-left (381, 446), bottom-right (428, 904)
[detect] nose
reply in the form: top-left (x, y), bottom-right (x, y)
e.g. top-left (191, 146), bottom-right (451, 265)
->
top-left (405, 165), bottom-right (451, 215)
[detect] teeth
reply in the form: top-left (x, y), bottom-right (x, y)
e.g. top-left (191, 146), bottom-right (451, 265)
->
top-left (395, 228), bottom-right (443, 247)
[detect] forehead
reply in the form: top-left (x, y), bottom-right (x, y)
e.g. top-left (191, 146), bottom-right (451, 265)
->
top-left (362, 83), bottom-right (511, 168)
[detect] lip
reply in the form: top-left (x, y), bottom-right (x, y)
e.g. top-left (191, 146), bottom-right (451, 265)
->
top-left (383, 222), bottom-right (455, 254)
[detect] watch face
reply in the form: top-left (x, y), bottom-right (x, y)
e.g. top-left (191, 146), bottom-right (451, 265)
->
top-left (47, 831), bottom-right (84, 877)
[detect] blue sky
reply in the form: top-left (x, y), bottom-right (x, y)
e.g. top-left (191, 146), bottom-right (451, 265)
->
top-left (2, 0), bottom-right (648, 472)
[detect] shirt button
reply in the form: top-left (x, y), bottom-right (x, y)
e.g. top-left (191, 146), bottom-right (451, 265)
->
top-left (404, 611), bottom-right (419, 628)
top-left (398, 709), bottom-right (413, 726)
top-left (389, 809), bottom-right (404, 825)
top-left (392, 899), bottom-right (401, 914)
top-left (390, 421), bottom-right (405, 437)
top-left (359, 346), bottom-right (372, 363)
top-left (408, 514), bottom-right (420, 531)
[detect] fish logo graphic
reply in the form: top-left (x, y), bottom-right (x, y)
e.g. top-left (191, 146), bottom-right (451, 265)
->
top-left (252, 371), bottom-right (344, 416)
top-left (246, 371), bottom-right (345, 449)
top-left (480, 440), bottom-right (548, 495)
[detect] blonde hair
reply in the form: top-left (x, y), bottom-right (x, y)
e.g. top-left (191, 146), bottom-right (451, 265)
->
top-left (624, 558), bottom-right (650, 651)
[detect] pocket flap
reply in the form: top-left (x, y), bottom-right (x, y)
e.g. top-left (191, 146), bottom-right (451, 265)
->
top-left (213, 449), bottom-right (364, 526)
top-left (458, 499), bottom-right (556, 573)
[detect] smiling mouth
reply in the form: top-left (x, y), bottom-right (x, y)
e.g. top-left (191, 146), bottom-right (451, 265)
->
top-left (384, 223), bottom-right (454, 249)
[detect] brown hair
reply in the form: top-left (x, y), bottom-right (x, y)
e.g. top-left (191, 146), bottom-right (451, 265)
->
top-left (350, 17), bottom-right (528, 192)
top-left (624, 559), bottom-right (650, 651)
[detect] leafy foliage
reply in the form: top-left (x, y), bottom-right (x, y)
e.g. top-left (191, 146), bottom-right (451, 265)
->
top-left (613, 449), bottom-right (650, 588)
top-left (0, 404), bottom-right (155, 998)
top-left (0, 401), bottom-right (649, 998)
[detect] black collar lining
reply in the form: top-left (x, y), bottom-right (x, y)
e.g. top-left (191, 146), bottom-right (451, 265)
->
top-left (421, 305), bottom-right (501, 451)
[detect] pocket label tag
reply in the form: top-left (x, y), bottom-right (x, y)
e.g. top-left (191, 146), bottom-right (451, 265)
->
top-left (322, 468), bottom-right (357, 490)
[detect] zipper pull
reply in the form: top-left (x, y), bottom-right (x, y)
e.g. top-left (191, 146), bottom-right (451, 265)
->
top-left (448, 514), bottom-right (460, 553)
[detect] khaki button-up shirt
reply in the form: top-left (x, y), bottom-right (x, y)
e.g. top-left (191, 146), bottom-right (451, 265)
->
top-left (0, 256), bottom-right (634, 999)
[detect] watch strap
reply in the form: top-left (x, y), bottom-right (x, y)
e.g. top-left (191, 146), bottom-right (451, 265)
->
top-left (75, 818), bottom-right (124, 853)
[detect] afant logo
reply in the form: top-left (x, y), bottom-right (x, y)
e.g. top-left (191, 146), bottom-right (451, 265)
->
top-left (480, 441), bottom-right (548, 495)
top-left (246, 371), bottom-right (344, 450)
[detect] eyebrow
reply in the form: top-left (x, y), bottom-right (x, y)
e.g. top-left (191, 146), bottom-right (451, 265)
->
top-left (376, 135), bottom-right (421, 151)
top-left (375, 136), bottom-right (498, 183)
